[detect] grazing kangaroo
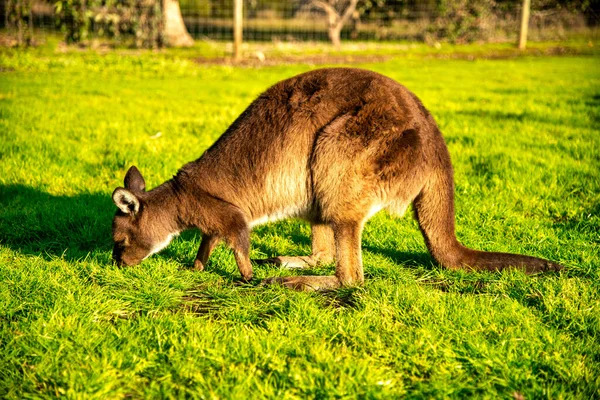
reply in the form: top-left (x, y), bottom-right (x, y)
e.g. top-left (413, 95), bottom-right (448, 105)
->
top-left (111, 68), bottom-right (563, 290)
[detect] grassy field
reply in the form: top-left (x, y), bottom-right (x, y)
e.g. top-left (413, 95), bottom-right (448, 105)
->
top-left (0, 45), bottom-right (599, 398)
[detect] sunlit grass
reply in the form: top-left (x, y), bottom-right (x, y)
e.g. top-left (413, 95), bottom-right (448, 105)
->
top-left (0, 47), bottom-right (598, 398)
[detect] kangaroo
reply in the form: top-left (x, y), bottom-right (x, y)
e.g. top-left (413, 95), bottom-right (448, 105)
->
top-left (111, 68), bottom-right (563, 290)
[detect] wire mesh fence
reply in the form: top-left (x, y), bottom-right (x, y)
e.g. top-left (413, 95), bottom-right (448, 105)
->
top-left (1, 0), bottom-right (599, 49)
top-left (180, 0), bottom-right (596, 43)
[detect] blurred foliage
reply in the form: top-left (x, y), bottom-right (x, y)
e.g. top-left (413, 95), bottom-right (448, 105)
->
top-left (355, 0), bottom-right (599, 43)
top-left (426, 0), bottom-right (497, 44)
top-left (53, 0), bottom-right (164, 47)
top-left (5, 0), bottom-right (35, 46)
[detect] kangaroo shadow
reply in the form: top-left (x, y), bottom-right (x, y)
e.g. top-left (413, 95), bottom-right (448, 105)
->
top-left (0, 184), bottom-right (434, 279)
top-left (455, 107), bottom-right (593, 130)
top-left (247, 218), bottom-right (435, 272)
top-left (0, 184), bottom-right (114, 262)
top-left (155, 230), bottom-right (248, 281)
top-left (0, 184), bottom-right (250, 278)
top-left (0, 184), bottom-right (265, 281)
top-left (363, 245), bottom-right (434, 270)
top-left (252, 221), bottom-right (312, 253)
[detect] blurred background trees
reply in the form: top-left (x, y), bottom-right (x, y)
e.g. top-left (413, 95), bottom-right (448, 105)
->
top-left (2, 0), bottom-right (598, 48)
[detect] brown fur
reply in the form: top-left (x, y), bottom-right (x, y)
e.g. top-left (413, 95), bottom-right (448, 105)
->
top-left (111, 68), bottom-right (563, 290)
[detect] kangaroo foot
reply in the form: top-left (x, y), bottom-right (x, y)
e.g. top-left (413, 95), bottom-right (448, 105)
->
top-left (254, 256), bottom-right (321, 269)
top-left (261, 275), bottom-right (341, 291)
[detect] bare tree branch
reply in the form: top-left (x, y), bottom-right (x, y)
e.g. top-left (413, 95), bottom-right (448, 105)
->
top-left (305, 0), bottom-right (360, 47)
top-left (339, 0), bottom-right (359, 29)
top-left (310, 1), bottom-right (340, 26)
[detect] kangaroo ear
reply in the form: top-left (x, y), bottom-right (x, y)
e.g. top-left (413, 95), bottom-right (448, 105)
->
top-left (112, 188), bottom-right (141, 215)
top-left (124, 166), bottom-right (146, 193)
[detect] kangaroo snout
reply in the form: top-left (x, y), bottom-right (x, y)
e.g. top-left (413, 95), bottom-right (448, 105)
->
top-left (112, 245), bottom-right (142, 267)
top-left (111, 247), bottom-right (127, 267)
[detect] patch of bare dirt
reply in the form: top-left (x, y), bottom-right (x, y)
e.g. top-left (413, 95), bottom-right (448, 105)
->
top-left (193, 45), bottom-right (593, 67)
top-left (425, 46), bottom-right (586, 60)
top-left (194, 53), bottom-right (394, 66)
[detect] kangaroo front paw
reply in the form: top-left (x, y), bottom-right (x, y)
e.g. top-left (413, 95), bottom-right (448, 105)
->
top-left (240, 272), bottom-right (253, 282)
top-left (261, 275), bottom-right (341, 291)
top-left (193, 259), bottom-right (205, 271)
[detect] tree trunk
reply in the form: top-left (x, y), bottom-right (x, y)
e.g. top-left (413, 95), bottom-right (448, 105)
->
top-left (328, 25), bottom-right (341, 49)
top-left (518, 0), bottom-right (531, 49)
top-left (163, 0), bottom-right (193, 47)
top-left (16, 1), bottom-right (23, 46)
top-left (310, 0), bottom-right (358, 48)
top-left (233, 0), bottom-right (243, 61)
top-left (28, 0), bottom-right (33, 45)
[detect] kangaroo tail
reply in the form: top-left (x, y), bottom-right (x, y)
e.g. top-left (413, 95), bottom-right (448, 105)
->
top-left (412, 170), bottom-right (563, 274)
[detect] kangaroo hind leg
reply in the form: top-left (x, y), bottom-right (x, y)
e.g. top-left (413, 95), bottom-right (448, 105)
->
top-left (262, 221), bottom-right (363, 291)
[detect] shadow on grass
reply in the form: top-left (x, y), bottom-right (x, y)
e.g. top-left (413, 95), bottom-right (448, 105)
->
top-left (0, 183), bottom-right (435, 278)
top-left (0, 184), bottom-right (113, 262)
top-left (252, 222), bottom-right (312, 251)
top-left (455, 109), bottom-right (590, 129)
top-left (363, 245), bottom-right (434, 270)
top-left (165, 217), bottom-right (438, 281)
top-left (250, 219), bottom-right (435, 269)
top-left (0, 184), bottom-right (243, 280)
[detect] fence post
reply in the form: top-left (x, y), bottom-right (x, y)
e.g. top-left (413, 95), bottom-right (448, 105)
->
top-left (518, 0), bottom-right (531, 49)
top-left (233, 0), bottom-right (243, 61)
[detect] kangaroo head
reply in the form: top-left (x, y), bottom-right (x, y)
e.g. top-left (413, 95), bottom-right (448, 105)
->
top-left (111, 166), bottom-right (175, 266)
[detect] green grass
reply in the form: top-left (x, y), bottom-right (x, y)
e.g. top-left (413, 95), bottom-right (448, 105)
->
top-left (2, 32), bottom-right (599, 64)
top-left (0, 45), bottom-right (599, 398)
